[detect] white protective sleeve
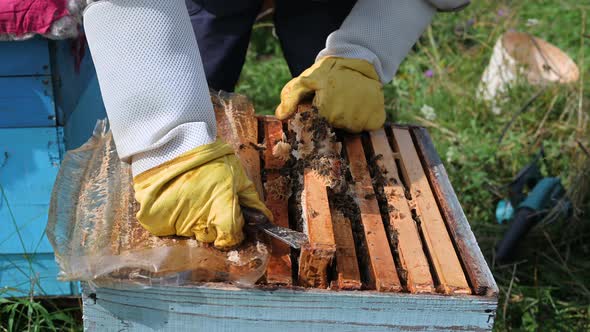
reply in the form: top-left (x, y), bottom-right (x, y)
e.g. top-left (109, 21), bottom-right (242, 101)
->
top-left (317, 0), bottom-right (469, 84)
top-left (84, 0), bottom-right (217, 176)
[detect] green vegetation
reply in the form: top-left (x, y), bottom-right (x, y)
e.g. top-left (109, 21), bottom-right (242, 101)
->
top-left (0, 295), bottom-right (79, 332)
top-left (237, 1), bottom-right (590, 331)
top-left (2, 1), bottom-right (587, 331)
top-left (1, 182), bottom-right (82, 331)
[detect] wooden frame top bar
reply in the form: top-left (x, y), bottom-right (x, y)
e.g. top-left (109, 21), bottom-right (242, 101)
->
top-left (391, 128), bottom-right (471, 295)
top-left (345, 136), bottom-right (402, 292)
top-left (369, 129), bottom-right (435, 294)
top-left (411, 126), bottom-right (498, 296)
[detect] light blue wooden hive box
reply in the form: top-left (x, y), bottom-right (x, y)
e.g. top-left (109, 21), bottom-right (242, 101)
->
top-left (0, 38), bottom-right (106, 298)
top-left (71, 105), bottom-right (499, 330)
top-left (76, 122), bottom-right (499, 331)
top-left (79, 152), bottom-right (499, 332)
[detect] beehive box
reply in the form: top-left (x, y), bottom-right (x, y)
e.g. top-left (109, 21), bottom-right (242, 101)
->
top-left (0, 39), bottom-right (80, 297)
top-left (75, 93), bottom-right (498, 331)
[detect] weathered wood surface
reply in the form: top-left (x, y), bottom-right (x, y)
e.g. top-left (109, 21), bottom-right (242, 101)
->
top-left (82, 283), bottom-right (497, 332)
top-left (298, 169), bottom-right (336, 288)
top-left (262, 117), bottom-right (292, 285)
top-left (329, 208), bottom-right (362, 290)
top-left (345, 136), bottom-right (402, 292)
top-left (77, 115), bottom-right (499, 330)
top-left (212, 91), bottom-right (264, 198)
top-left (263, 171), bottom-right (292, 285)
top-left (411, 127), bottom-right (499, 296)
top-left (392, 128), bottom-right (471, 295)
top-left (369, 129), bottom-right (435, 294)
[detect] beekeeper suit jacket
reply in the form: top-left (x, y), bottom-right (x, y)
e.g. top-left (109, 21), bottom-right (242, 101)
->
top-left (84, 0), bottom-right (469, 176)
top-left (83, 0), bottom-right (469, 248)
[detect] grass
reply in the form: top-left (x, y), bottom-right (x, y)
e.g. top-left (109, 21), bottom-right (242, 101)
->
top-left (2, 1), bottom-right (588, 331)
top-left (237, 1), bottom-right (590, 331)
top-left (0, 183), bottom-right (83, 331)
top-left (0, 295), bottom-right (79, 332)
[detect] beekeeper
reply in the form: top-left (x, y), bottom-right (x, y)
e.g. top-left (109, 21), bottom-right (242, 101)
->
top-left (83, 0), bottom-right (469, 249)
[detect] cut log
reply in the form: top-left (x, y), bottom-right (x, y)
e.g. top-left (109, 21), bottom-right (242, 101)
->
top-left (345, 136), bottom-right (402, 292)
top-left (369, 129), bottom-right (435, 294)
top-left (391, 128), bottom-right (471, 295)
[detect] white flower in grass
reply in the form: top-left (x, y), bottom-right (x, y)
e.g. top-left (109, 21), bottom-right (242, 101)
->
top-left (446, 146), bottom-right (456, 163)
top-left (420, 104), bottom-right (437, 121)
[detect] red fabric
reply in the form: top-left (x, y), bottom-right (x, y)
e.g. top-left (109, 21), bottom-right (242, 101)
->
top-left (0, 0), bottom-right (69, 36)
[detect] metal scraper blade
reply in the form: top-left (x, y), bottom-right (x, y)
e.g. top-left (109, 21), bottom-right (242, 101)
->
top-left (241, 206), bottom-right (308, 250)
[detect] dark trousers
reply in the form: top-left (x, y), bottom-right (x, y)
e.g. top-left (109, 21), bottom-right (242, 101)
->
top-left (185, 0), bottom-right (356, 92)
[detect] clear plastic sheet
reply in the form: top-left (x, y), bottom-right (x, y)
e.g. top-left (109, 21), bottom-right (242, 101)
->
top-left (47, 120), bottom-right (269, 287)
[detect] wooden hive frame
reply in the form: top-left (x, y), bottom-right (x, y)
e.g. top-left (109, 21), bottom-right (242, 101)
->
top-left (253, 105), bottom-right (496, 297)
top-left (83, 96), bottom-right (498, 331)
top-left (82, 100), bottom-right (498, 331)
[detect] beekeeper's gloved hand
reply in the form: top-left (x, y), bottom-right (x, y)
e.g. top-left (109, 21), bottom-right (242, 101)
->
top-left (276, 57), bottom-right (385, 134)
top-left (133, 140), bottom-right (271, 249)
top-left (276, 0), bottom-right (470, 132)
top-left (84, 0), bottom-right (270, 249)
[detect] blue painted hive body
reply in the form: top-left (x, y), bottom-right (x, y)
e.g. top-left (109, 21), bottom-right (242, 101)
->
top-left (74, 122), bottom-right (499, 331)
top-left (0, 38), bottom-right (106, 297)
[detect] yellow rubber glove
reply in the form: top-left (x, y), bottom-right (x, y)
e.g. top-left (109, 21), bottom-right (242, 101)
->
top-left (276, 56), bottom-right (385, 133)
top-left (132, 140), bottom-right (272, 249)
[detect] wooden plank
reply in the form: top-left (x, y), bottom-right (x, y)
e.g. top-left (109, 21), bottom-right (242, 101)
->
top-left (369, 129), bottom-right (435, 294)
top-left (212, 91), bottom-right (264, 199)
top-left (345, 136), bottom-right (402, 292)
top-left (0, 253), bottom-right (74, 297)
top-left (411, 127), bottom-right (499, 297)
top-left (265, 245), bottom-right (292, 285)
top-left (298, 169), bottom-right (336, 288)
top-left (82, 283), bottom-right (497, 331)
top-left (0, 127), bottom-right (61, 254)
top-left (0, 76), bottom-right (56, 128)
top-left (330, 208), bottom-right (362, 290)
top-left (0, 40), bottom-right (50, 76)
top-left (261, 117), bottom-right (292, 284)
top-left (391, 128), bottom-right (471, 295)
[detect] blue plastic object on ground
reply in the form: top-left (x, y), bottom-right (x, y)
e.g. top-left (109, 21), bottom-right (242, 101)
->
top-left (495, 199), bottom-right (514, 224)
